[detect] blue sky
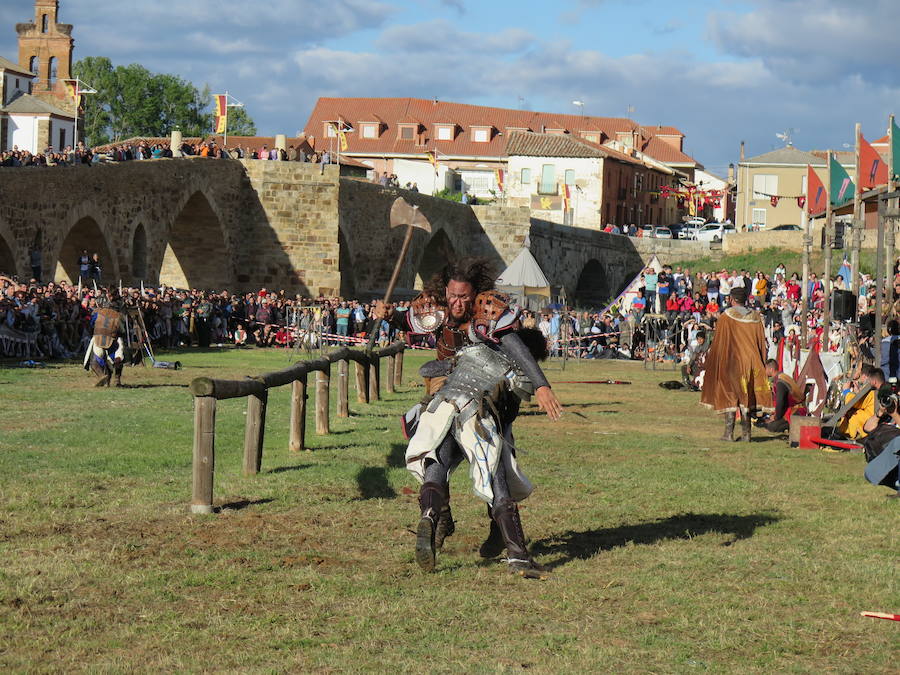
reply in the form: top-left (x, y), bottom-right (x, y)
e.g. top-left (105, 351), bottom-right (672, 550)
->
top-left (1, 0), bottom-right (898, 173)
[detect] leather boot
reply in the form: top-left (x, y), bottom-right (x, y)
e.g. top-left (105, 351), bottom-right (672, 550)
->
top-left (479, 504), bottom-right (505, 559)
top-left (722, 412), bottom-right (736, 441)
top-left (740, 413), bottom-right (752, 442)
top-left (415, 481), bottom-right (446, 572)
top-left (434, 502), bottom-right (455, 551)
top-left (91, 360), bottom-right (110, 388)
top-left (113, 360), bottom-right (123, 387)
top-left (491, 498), bottom-right (548, 579)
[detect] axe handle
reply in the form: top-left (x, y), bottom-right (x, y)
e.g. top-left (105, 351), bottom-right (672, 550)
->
top-left (367, 226), bottom-right (415, 354)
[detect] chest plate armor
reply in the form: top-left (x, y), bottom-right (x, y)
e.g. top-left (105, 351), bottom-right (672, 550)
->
top-left (428, 342), bottom-right (533, 425)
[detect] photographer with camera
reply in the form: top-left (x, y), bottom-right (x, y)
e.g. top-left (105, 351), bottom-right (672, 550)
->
top-left (861, 385), bottom-right (900, 499)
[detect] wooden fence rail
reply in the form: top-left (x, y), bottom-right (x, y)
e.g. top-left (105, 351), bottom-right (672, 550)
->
top-left (188, 342), bottom-right (406, 514)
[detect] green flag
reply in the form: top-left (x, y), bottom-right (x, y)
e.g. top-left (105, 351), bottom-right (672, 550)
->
top-left (892, 118), bottom-right (900, 181)
top-left (829, 153), bottom-right (855, 207)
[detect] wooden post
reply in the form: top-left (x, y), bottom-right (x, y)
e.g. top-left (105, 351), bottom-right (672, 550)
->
top-left (355, 359), bottom-right (369, 404)
top-left (394, 348), bottom-right (404, 388)
top-left (369, 356), bottom-right (381, 402)
top-left (316, 365), bottom-right (331, 434)
top-left (385, 354), bottom-right (396, 393)
top-left (191, 396), bottom-right (216, 514)
top-left (289, 374), bottom-right (308, 453)
top-left (823, 153), bottom-right (834, 331)
top-left (337, 358), bottom-right (350, 417)
top-left (243, 389), bottom-right (268, 476)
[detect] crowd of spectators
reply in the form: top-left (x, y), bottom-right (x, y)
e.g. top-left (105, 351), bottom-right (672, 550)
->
top-left (0, 273), bottom-right (415, 360)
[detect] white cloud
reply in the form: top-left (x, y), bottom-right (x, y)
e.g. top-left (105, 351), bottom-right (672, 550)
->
top-left (375, 19), bottom-right (533, 54)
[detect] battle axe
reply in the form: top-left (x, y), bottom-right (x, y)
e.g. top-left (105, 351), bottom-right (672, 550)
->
top-left (366, 197), bottom-right (432, 353)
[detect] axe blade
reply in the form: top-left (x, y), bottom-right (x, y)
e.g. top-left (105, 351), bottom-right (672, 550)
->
top-left (390, 197), bottom-right (431, 233)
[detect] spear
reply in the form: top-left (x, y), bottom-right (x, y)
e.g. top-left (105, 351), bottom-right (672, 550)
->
top-left (553, 380), bottom-right (632, 385)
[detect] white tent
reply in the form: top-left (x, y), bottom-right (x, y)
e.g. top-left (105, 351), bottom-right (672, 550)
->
top-left (496, 246), bottom-right (553, 309)
top-left (601, 254), bottom-right (662, 315)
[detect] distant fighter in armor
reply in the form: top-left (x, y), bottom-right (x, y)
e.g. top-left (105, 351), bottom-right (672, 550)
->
top-left (377, 259), bottom-right (563, 578)
top-left (84, 296), bottom-right (126, 387)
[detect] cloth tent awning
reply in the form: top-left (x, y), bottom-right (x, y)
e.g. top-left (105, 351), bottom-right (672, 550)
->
top-left (496, 247), bottom-right (551, 289)
top-left (601, 254), bottom-right (662, 315)
top-left (495, 247), bottom-right (553, 309)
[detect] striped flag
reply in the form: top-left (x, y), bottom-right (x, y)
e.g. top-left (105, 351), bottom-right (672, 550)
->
top-left (807, 165), bottom-right (827, 216)
top-left (561, 183), bottom-right (571, 211)
top-left (829, 153), bottom-right (855, 207)
top-left (495, 168), bottom-right (504, 192)
top-left (859, 132), bottom-right (888, 189)
top-left (426, 150), bottom-right (438, 174)
top-left (214, 95), bottom-right (227, 134)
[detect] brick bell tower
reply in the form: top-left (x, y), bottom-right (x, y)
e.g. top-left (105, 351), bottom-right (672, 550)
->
top-left (16, 0), bottom-right (75, 113)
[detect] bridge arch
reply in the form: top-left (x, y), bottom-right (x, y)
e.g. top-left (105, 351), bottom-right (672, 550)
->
top-left (160, 191), bottom-right (235, 290)
top-left (53, 215), bottom-right (119, 284)
top-left (131, 224), bottom-right (148, 283)
top-left (0, 233), bottom-right (15, 277)
top-left (415, 228), bottom-right (458, 290)
top-left (574, 258), bottom-right (610, 309)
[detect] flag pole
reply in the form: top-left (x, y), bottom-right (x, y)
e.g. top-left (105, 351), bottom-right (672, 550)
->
top-left (850, 122), bottom-right (862, 312)
top-left (823, 152), bottom-right (834, 333)
top-left (801, 165), bottom-right (811, 348)
top-left (887, 114), bottom-right (897, 310)
top-left (223, 91), bottom-right (228, 148)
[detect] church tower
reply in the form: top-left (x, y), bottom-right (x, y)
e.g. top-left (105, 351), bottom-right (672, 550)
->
top-left (16, 0), bottom-right (75, 113)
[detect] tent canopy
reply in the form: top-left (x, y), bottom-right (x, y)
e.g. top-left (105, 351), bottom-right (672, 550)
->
top-left (496, 247), bottom-right (553, 307)
top-left (601, 254), bottom-right (662, 315)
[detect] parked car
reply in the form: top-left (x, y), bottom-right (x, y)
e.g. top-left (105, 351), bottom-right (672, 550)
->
top-left (771, 224), bottom-right (802, 231)
top-left (694, 222), bottom-right (735, 242)
top-left (667, 223), bottom-right (686, 239)
top-left (653, 226), bottom-right (673, 239)
top-left (682, 225), bottom-right (701, 240)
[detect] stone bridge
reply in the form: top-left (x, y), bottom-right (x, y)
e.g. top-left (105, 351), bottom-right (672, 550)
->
top-left (0, 159), bottom-right (709, 305)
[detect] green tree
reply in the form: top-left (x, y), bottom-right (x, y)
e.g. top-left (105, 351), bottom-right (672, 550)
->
top-left (223, 106), bottom-right (257, 136)
top-left (72, 57), bottom-right (256, 146)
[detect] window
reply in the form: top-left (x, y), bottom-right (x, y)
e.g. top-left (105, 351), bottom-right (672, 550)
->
top-left (59, 127), bottom-right (65, 150)
top-left (752, 208), bottom-right (767, 228)
top-left (801, 174), bottom-right (808, 195)
top-left (42, 14), bottom-right (49, 33)
top-left (752, 173), bottom-right (778, 199)
top-left (472, 128), bottom-right (490, 142)
top-left (520, 167), bottom-right (531, 187)
top-left (325, 124), bottom-right (336, 137)
top-left (583, 134), bottom-right (598, 143)
top-left (539, 164), bottom-right (556, 194)
top-left (15, 78), bottom-right (19, 88)
top-left (361, 124), bottom-right (377, 139)
top-left (29, 56), bottom-right (38, 75)
top-left (564, 169), bottom-right (575, 186)
top-left (436, 126), bottom-right (453, 141)
top-left (399, 126), bottom-right (414, 140)
top-left (48, 57), bottom-right (57, 85)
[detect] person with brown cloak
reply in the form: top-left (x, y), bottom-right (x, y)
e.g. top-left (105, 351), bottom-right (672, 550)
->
top-left (700, 286), bottom-right (772, 441)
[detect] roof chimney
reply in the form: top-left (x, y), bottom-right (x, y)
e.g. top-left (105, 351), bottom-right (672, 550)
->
top-left (727, 163), bottom-right (735, 184)
top-left (739, 141), bottom-right (745, 162)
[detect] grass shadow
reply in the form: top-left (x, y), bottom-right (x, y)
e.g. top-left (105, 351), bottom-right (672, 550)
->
top-left (216, 498), bottom-right (274, 512)
top-left (355, 466), bottom-right (396, 500)
top-left (387, 443), bottom-right (406, 468)
top-left (267, 463), bottom-right (313, 475)
top-left (118, 383), bottom-right (189, 389)
top-left (531, 512), bottom-right (780, 570)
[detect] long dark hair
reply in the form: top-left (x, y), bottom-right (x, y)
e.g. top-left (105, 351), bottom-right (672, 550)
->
top-left (424, 257), bottom-right (495, 298)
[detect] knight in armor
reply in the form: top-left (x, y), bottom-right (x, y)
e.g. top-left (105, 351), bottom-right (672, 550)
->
top-left (83, 295), bottom-right (127, 387)
top-left (699, 287), bottom-right (772, 441)
top-left (378, 259), bottom-right (562, 578)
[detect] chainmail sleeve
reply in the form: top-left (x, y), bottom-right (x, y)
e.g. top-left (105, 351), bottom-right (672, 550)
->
top-left (499, 332), bottom-right (550, 390)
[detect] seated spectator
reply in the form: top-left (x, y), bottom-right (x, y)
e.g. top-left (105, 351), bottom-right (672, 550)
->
top-left (759, 359), bottom-right (806, 432)
top-left (838, 366), bottom-right (883, 439)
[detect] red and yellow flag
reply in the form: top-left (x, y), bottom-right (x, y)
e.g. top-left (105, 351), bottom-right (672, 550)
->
top-left (858, 132), bottom-right (888, 190)
top-left (63, 79), bottom-right (83, 108)
top-left (332, 123), bottom-right (348, 151)
top-left (561, 183), bottom-right (571, 211)
top-left (426, 150), bottom-right (438, 173)
top-left (807, 164), bottom-right (827, 216)
top-left (214, 95), bottom-right (227, 134)
top-left (495, 168), bottom-right (504, 192)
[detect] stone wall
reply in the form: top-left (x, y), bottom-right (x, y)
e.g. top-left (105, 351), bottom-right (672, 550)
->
top-left (0, 158), bottom-right (714, 302)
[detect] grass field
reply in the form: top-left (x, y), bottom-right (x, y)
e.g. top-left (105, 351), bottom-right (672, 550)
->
top-left (0, 348), bottom-right (897, 673)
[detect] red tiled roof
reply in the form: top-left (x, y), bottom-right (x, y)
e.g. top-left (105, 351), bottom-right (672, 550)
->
top-left (639, 136), bottom-right (698, 166)
top-left (873, 134), bottom-right (889, 145)
top-left (302, 97), bottom-right (694, 166)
